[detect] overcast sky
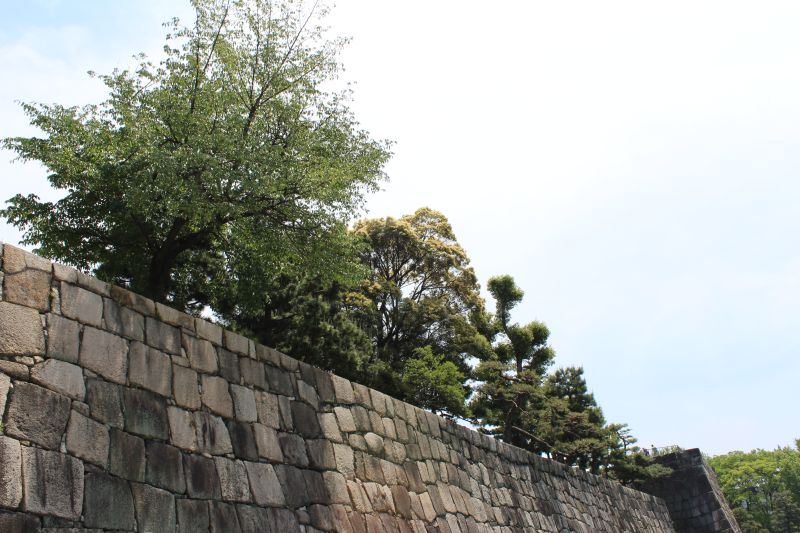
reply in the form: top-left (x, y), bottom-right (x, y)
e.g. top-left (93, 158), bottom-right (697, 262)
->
top-left (2, 0), bottom-right (800, 456)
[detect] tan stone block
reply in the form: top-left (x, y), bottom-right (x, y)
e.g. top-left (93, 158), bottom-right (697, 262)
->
top-left (0, 301), bottom-right (45, 355)
top-left (173, 364), bottom-right (201, 409)
top-left (65, 410), bottom-right (109, 467)
top-left (201, 375), bottom-right (233, 418)
top-left (333, 443), bottom-right (355, 480)
top-left (255, 390), bottom-right (280, 429)
top-left (0, 436), bottom-right (22, 509)
top-left (167, 406), bottom-right (198, 451)
top-left (46, 313), bottom-right (80, 362)
top-left (80, 327), bottom-right (128, 384)
top-left (61, 283), bottom-right (103, 326)
top-left (252, 423), bottom-right (283, 462)
top-left (31, 358), bottom-right (85, 400)
top-left (195, 317), bottom-right (223, 344)
top-left (223, 329), bottom-right (250, 355)
top-left (214, 457), bottom-right (251, 502)
top-left (4, 269), bottom-right (51, 311)
top-left (331, 375), bottom-right (354, 404)
top-left (319, 412), bottom-right (343, 443)
top-left (128, 341), bottom-right (172, 396)
top-left (334, 406), bottom-right (357, 433)
top-left (244, 461), bottom-right (285, 506)
top-left (230, 384), bottom-right (257, 422)
top-left (2, 245), bottom-right (51, 273)
top-left (182, 334), bottom-right (218, 373)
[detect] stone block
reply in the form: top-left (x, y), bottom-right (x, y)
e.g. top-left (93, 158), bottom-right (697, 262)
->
top-left (177, 498), bottom-right (209, 533)
top-left (184, 453), bottom-right (222, 499)
top-left (365, 432), bottom-right (385, 456)
top-left (278, 433), bottom-right (309, 467)
top-left (79, 326), bottom-right (128, 384)
top-left (85, 378), bottom-right (123, 428)
top-left (45, 314), bottom-right (80, 363)
top-left (236, 504), bottom-right (271, 532)
top-left (255, 391), bottom-right (280, 429)
top-left (0, 360), bottom-right (27, 380)
top-left (83, 471), bottom-right (133, 529)
top-left (146, 441), bottom-right (186, 493)
top-left (195, 411), bottom-right (233, 455)
top-left (155, 302), bottom-right (194, 330)
top-left (65, 410), bottom-right (109, 467)
top-left (195, 318), bottom-right (223, 345)
top-left (303, 470), bottom-right (329, 505)
top-left (128, 341), bottom-right (172, 396)
top-left (0, 436), bottom-right (22, 509)
top-left (333, 443), bottom-right (356, 480)
top-left (132, 482), bottom-right (176, 533)
top-left (209, 501), bottom-right (241, 533)
top-left (30, 359), bottom-right (85, 400)
top-left (60, 284), bottom-right (102, 327)
top-left (2, 245), bottom-right (50, 274)
top-left (297, 379), bottom-right (319, 408)
top-left (313, 367), bottom-right (335, 404)
top-left (0, 373), bottom-right (8, 420)
top-left (0, 510), bottom-right (41, 532)
top-left (351, 405), bottom-right (372, 432)
top-left (146, 317), bottom-right (181, 354)
top-left (252, 423), bottom-right (283, 462)
top-left (331, 375), bottom-right (355, 404)
top-left (218, 348), bottom-right (240, 383)
top-left (255, 344), bottom-right (281, 366)
top-left (167, 406), bottom-right (198, 451)
top-left (183, 334), bottom-right (218, 374)
top-left (102, 297), bottom-right (144, 341)
top-left (0, 302), bottom-right (45, 355)
top-left (319, 412), bottom-right (343, 443)
top-left (5, 382), bottom-right (70, 450)
top-left (231, 384), bottom-right (257, 422)
top-left (215, 457), bottom-right (251, 502)
top-left (201, 375), bottom-right (233, 418)
top-left (291, 400), bottom-right (321, 438)
top-left (334, 406), bottom-right (357, 433)
top-left (122, 387), bottom-right (168, 439)
top-left (323, 471), bottom-right (350, 505)
top-left (173, 364), bottom-right (200, 409)
top-left (244, 461), bottom-right (285, 506)
top-left (274, 465), bottom-right (309, 508)
top-left (108, 428), bottom-right (145, 481)
top-left (239, 357), bottom-right (267, 390)
top-left (21, 447), bottom-right (82, 520)
top-left (307, 439), bottom-right (337, 470)
top-left (110, 284), bottom-right (155, 316)
top-left (227, 420), bottom-right (258, 461)
top-left (4, 269), bottom-right (50, 311)
top-left (75, 271), bottom-right (110, 297)
top-left (223, 329), bottom-right (250, 356)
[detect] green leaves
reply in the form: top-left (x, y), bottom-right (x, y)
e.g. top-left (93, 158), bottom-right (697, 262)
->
top-left (401, 346), bottom-right (467, 418)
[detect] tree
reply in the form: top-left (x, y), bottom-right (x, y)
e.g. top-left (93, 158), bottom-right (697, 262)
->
top-left (2, 0), bottom-right (390, 311)
top-left (400, 346), bottom-right (467, 417)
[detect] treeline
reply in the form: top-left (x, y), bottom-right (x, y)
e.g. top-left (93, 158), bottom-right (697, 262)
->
top-left (2, 0), bottom-right (664, 483)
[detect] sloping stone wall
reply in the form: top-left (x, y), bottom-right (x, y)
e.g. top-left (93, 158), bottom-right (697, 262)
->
top-left (0, 243), bottom-right (706, 532)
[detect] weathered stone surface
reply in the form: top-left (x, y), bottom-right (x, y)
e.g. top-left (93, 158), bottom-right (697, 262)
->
top-left (65, 411), bottom-right (109, 467)
top-left (255, 391), bottom-right (280, 429)
top-left (334, 406), bottom-right (357, 433)
top-left (5, 381), bottom-right (70, 449)
top-left (146, 316), bottom-right (181, 354)
top-left (218, 348), bottom-right (240, 383)
top-left (265, 366), bottom-right (294, 397)
top-left (244, 461), bottom-right (285, 506)
top-left (266, 507), bottom-right (300, 532)
top-left (0, 302), bottom-right (45, 355)
top-left (0, 510), bottom-right (41, 532)
top-left (365, 432), bottom-right (385, 456)
top-left (331, 375), bottom-right (355, 404)
top-left (80, 327), bottom-right (128, 384)
top-left (30, 359), bottom-right (85, 400)
top-left (195, 411), bottom-right (233, 455)
top-left (83, 471), bottom-right (133, 529)
top-left (85, 378), bottom-right (123, 428)
top-left (307, 439), bottom-right (337, 470)
top-left (2, 245), bottom-right (51, 274)
top-left (132, 482), bottom-right (176, 533)
top-left (181, 335), bottom-right (218, 376)
top-left (333, 443), bottom-right (356, 480)
top-left (172, 364), bottom-right (201, 409)
top-left (230, 384), bottom-right (257, 422)
top-left (215, 457), bottom-right (251, 503)
top-left (319, 412), bottom-right (343, 443)
top-left (108, 428), bottom-right (145, 481)
top-left (122, 387), bottom-right (168, 439)
top-left (110, 284), bottom-right (155, 316)
top-left (209, 501), bottom-right (241, 533)
top-left (236, 504), bottom-right (270, 532)
top-left (195, 318), bottom-right (223, 345)
top-left (223, 329), bottom-right (250, 356)
top-left (274, 465), bottom-right (309, 508)
top-left (184, 453), bottom-right (222, 499)
top-left (253, 423), bottom-right (283, 462)
top-left (45, 314), bottom-right (80, 363)
top-left (177, 498), bottom-right (209, 533)
top-left (146, 441), bottom-right (186, 494)
top-left (297, 379), bottom-right (319, 408)
top-left (279, 432), bottom-right (309, 467)
top-left (201, 375), bottom-right (234, 418)
top-left (60, 284), bottom-right (102, 327)
top-left (155, 302), bottom-right (194, 331)
top-left (103, 297), bottom-right (144, 341)
top-left (0, 360), bottom-right (27, 380)
top-left (128, 341), bottom-right (172, 396)
top-left (351, 405), bottom-right (372, 432)
top-left (4, 269), bottom-right (51, 311)
top-left (239, 357), bottom-right (267, 390)
top-left (0, 436), bottom-right (22, 509)
top-left (164, 406), bottom-right (196, 451)
top-left (0, 372), bottom-right (8, 419)
top-left (291, 400), bottom-right (321, 438)
top-left (22, 447), bottom-right (83, 520)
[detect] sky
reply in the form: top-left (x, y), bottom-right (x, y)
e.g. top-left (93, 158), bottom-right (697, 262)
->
top-left (2, 0), bottom-right (800, 457)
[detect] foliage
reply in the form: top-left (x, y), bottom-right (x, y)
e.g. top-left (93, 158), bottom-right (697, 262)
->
top-left (2, 0), bottom-right (390, 310)
top-left (400, 346), bottom-right (467, 417)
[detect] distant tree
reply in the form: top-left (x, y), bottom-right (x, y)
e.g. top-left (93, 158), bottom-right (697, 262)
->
top-left (2, 0), bottom-right (390, 310)
top-left (400, 346), bottom-right (467, 417)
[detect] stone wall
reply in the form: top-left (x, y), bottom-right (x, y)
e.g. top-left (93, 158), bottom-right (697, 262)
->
top-left (636, 449), bottom-right (743, 533)
top-left (0, 243), bottom-right (717, 532)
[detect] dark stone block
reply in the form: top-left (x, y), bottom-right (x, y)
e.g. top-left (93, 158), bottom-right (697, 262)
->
top-left (226, 420), bottom-right (258, 461)
top-left (307, 439), bottom-right (336, 470)
top-left (265, 366), bottom-right (294, 396)
top-left (266, 508), bottom-right (300, 531)
top-left (309, 504), bottom-right (335, 531)
top-left (108, 428), bottom-right (145, 481)
top-left (146, 441), bottom-right (186, 494)
top-left (184, 453), bottom-right (221, 499)
top-left (313, 367), bottom-right (335, 403)
top-left (274, 465), bottom-right (308, 508)
top-left (83, 472), bottom-right (135, 530)
top-left (0, 510), bottom-right (41, 533)
top-left (132, 483), bottom-right (176, 533)
top-left (122, 387), bottom-right (168, 439)
top-left (177, 499), bottom-right (209, 533)
top-left (210, 501), bottom-right (241, 533)
top-left (291, 400), bottom-right (321, 438)
top-left (20, 447), bottom-right (83, 520)
top-left (278, 433), bottom-right (308, 467)
top-left (5, 382), bottom-right (70, 450)
top-left (392, 485), bottom-right (413, 519)
top-left (218, 348), bottom-right (241, 383)
top-left (86, 378), bottom-right (123, 428)
top-left (240, 357), bottom-right (267, 390)
top-left (351, 405), bottom-right (372, 433)
top-left (303, 470), bottom-right (329, 504)
top-left (236, 504), bottom-right (270, 533)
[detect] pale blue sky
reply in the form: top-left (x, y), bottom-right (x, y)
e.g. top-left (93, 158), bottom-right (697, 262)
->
top-left (2, 0), bottom-right (800, 456)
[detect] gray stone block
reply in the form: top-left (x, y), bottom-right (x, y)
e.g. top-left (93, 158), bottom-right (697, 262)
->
top-left (177, 498), bottom-right (209, 533)
top-left (230, 384), bottom-right (257, 422)
top-left (278, 433), bottom-right (309, 467)
top-left (331, 375), bottom-right (355, 404)
top-left (252, 423), bottom-right (283, 462)
top-left (303, 470), bottom-right (329, 505)
top-left (128, 341), bottom-right (172, 396)
top-left (0, 302), bottom-right (45, 355)
top-left (3, 269), bottom-right (50, 312)
top-left (173, 364), bottom-right (201, 409)
top-left (255, 391), bottom-right (280, 429)
top-left (215, 457), bottom-right (251, 503)
top-left (60, 284), bottom-right (102, 327)
top-left (297, 379), bottom-right (319, 408)
top-left (146, 317), bottom-right (181, 354)
top-left (2, 245), bottom-right (50, 274)
top-left (323, 471), bottom-right (350, 505)
top-left (266, 366), bottom-right (294, 396)
top-left (79, 326), bottom-right (128, 384)
top-left (85, 378), bottom-right (123, 428)
top-left (239, 357), bottom-right (267, 390)
top-left (132, 482), bottom-right (176, 533)
top-left (182, 334), bottom-right (218, 374)
top-left (218, 348), bottom-right (241, 383)
top-left (223, 329), bottom-right (250, 356)
top-left (333, 443), bottom-right (355, 480)
top-left (319, 412), bottom-right (343, 443)
top-left (195, 318), bottom-right (223, 345)
top-left (309, 504), bottom-right (335, 531)
top-left (30, 359), bottom-right (85, 400)
top-left (65, 410), bottom-right (109, 467)
top-left (110, 285), bottom-right (155, 317)
top-left (307, 439), bottom-right (337, 470)
top-left (102, 297), bottom-right (145, 341)
top-left (5, 381), bottom-right (70, 450)
top-left (45, 314), bottom-right (80, 364)
top-left (167, 406), bottom-right (198, 451)
top-left (146, 441), bottom-right (186, 494)
top-left (155, 302), bottom-right (195, 331)
top-left (236, 504), bottom-right (271, 533)
top-left (201, 375), bottom-right (234, 418)
top-left (227, 420), bottom-right (258, 461)
top-left (122, 387), bottom-right (168, 439)
top-left (291, 400), bottom-right (321, 438)
top-left (244, 462), bottom-right (285, 506)
top-left (195, 411), bottom-right (233, 455)
top-left (108, 428), bottom-right (145, 481)
top-left (184, 453), bottom-right (222, 499)
top-left (0, 436), bottom-right (22, 509)
top-left (274, 465), bottom-right (309, 508)
top-left (83, 471), bottom-right (133, 529)
top-left (265, 507), bottom-right (300, 532)
top-left (22, 447), bottom-right (83, 520)
top-left (209, 501), bottom-right (241, 533)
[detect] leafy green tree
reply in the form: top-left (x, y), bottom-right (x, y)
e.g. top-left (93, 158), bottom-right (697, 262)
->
top-left (2, 0), bottom-right (390, 310)
top-left (400, 346), bottom-right (467, 417)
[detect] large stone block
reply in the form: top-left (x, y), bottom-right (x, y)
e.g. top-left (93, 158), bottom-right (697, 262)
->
top-left (110, 284), bottom-right (155, 316)
top-left (177, 498), bottom-right (209, 533)
top-left (218, 348), bottom-right (241, 383)
top-left (182, 334), bottom-right (218, 374)
top-left (323, 471), bottom-right (350, 505)
top-left (108, 428), bottom-right (145, 481)
top-left (85, 378), bottom-right (123, 428)
top-left (201, 375), bottom-right (234, 418)
top-left (21, 447), bottom-right (83, 520)
top-left (307, 439), bottom-right (337, 471)
top-left (155, 302), bottom-right (195, 331)
top-left (333, 443), bottom-right (355, 480)
top-left (209, 501), bottom-right (241, 533)
top-left (244, 461), bottom-right (285, 506)
top-left (60, 283), bottom-right (102, 327)
top-left (65, 410), bottom-right (109, 467)
top-left (0, 436), bottom-right (22, 509)
top-left (184, 453), bottom-right (222, 499)
top-left (230, 384), bottom-right (257, 422)
top-left (122, 387), bottom-right (168, 439)
top-left (334, 406), bottom-right (357, 433)
top-left (146, 441), bottom-right (186, 494)
top-left (103, 297), bottom-right (145, 341)
top-left (215, 457), bottom-right (251, 503)
top-left (331, 375), bottom-right (355, 404)
top-left (253, 423), bottom-right (283, 462)
top-left (5, 382), bottom-right (70, 450)
top-left (195, 318), bottom-right (223, 344)
top-left (173, 364), bottom-right (201, 409)
top-left (132, 482), bottom-right (176, 533)
top-left (291, 400), bottom-right (321, 438)
top-left (274, 465), bottom-right (309, 508)
top-left (255, 391), bottom-right (280, 429)
top-left (227, 420), bottom-right (258, 461)
top-left (83, 471), bottom-right (134, 529)
top-left (79, 326), bottom-right (128, 384)
top-left (223, 329), bottom-right (250, 356)
top-left (0, 510), bottom-right (41, 532)
top-left (0, 302), bottom-right (45, 355)
top-left (265, 366), bottom-right (294, 397)
top-left (167, 406), bottom-right (198, 451)
top-left (30, 358), bottom-right (84, 402)
top-left (265, 507), bottom-right (300, 532)
top-left (278, 433), bottom-right (309, 467)
top-left (195, 411), bottom-right (233, 455)
top-left (145, 317), bottom-right (181, 354)
top-left (2, 245), bottom-right (51, 274)
top-left (46, 313), bottom-right (78, 364)
top-left (4, 269), bottom-right (50, 311)
top-left (239, 357), bottom-right (267, 390)
top-left (319, 412), bottom-right (343, 443)
top-left (128, 341), bottom-right (172, 396)
top-left (236, 504), bottom-right (271, 533)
